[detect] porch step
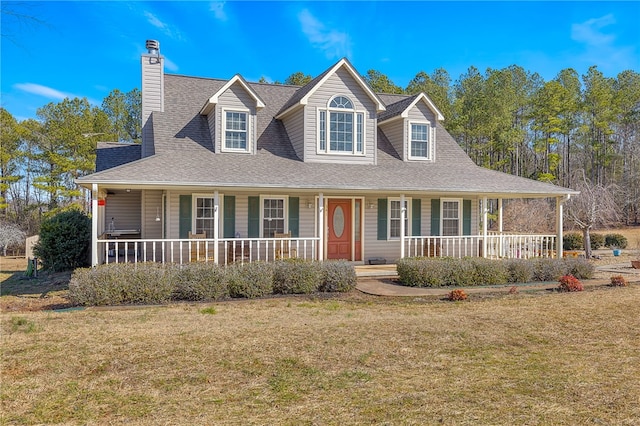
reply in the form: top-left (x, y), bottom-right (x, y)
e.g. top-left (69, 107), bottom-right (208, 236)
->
top-left (355, 264), bottom-right (398, 278)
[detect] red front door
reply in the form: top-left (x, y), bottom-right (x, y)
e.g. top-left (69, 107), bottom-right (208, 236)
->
top-left (327, 199), bottom-right (352, 260)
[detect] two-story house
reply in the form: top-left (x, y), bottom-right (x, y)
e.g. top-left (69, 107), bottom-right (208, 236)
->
top-left (77, 40), bottom-right (577, 266)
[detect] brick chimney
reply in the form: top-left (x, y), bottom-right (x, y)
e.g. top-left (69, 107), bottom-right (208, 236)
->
top-left (141, 39), bottom-right (164, 157)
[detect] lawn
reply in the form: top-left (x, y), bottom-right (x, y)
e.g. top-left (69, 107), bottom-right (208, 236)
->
top-left (2, 286), bottom-right (639, 425)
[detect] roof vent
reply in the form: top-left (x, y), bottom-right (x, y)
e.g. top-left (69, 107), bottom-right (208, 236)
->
top-left (146, 39), bottom-right (160, 55)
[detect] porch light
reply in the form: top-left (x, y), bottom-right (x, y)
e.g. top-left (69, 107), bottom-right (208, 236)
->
top-left (155, 207), bottom-right (161, 222)
top-left (307, 200), bottom-right (313, 209)
top-left (368, 201), bottom-right (375, 209)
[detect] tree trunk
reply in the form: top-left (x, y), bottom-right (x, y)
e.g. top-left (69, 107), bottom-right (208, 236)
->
top-left (582, 228), bottom-right (592, 259)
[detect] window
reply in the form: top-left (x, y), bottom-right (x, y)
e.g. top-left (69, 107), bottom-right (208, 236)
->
top-left (195, 196), bottom-right (216, 237)
top-left (223, 110), bottom-right (249, 152)
top-left (318, 96), bottom-right (364, 155)
top-left (389, 198), bottom-right (411, 239)
top-left (409, 122), bottom-right (430, 159)
top-left (441, 199), bottom-right (461, 236)
top-left (263, 198), bottom-right (285, 238)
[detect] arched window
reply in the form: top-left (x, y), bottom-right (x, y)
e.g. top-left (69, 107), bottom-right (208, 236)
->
top-left (319, 96), bottom-right (364, 154)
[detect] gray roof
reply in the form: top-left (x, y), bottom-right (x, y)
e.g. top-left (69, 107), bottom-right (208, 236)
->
top-left (78, 68), bottom-right (576, 198)
top-left (95, 142), bottom-right (141, 172)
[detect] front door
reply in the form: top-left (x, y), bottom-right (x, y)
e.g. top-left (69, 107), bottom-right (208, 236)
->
top-left (327, 199), bottom-right (352, 260)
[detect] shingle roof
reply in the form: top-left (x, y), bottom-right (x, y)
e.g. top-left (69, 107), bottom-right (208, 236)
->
top-left (78, 68), bottom-right (576, 198)
top-left (95, 142), bottom-right (141, 172)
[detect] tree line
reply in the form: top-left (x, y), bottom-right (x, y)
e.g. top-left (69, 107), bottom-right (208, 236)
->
top-left (1, 89), bottom-right (140, 238)
top-left (1, 64), bottom-right (639, 247)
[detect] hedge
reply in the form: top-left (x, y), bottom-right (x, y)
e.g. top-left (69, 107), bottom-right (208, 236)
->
top-left (397, 257), bottom-right (594, 288)
top-left (69, 259), bottom-right (356, 306)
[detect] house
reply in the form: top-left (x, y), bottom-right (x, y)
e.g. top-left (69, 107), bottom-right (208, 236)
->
top-left (77, 40), bottom-right (577, 266)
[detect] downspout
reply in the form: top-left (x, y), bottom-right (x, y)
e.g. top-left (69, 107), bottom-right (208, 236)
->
top-left (318, 193), bottom-right (324, 261)
top-left (557, 194), bottom-right (570, 258)
top-left (400, 194), bottom-right (406, 259)
top-left (214, 191), bottom-right (219, 264)
top-left (91, 184), bottom-right (98, 267)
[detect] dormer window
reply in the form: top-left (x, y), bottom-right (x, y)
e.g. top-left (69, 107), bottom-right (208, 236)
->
top-left (318, 95), bottom-right (364, 155)
top-left (408, 121), bottom-right (431, 160)
top-left (222, 109), bottom-right (250, 152)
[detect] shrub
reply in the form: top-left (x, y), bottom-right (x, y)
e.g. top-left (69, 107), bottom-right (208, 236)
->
top-left (564, 258), bottom-right (595, 280)
top-left (505, 259), bottom-right (535, 283)
top-left (590, 233), bottom-right (605, 250)
top-left (173, 263), bottom-right (228, 301)
top-left (508, 286), bottom-right (518, 294)
top-left (448, 289), bottom-right (468, 301)
top-left (273, 259), bottom-right (322, 294)
top-left (34, 209), bottom-right (91, 271)
top-left (605, 233), bottom-right (628, 249)
top-left (227, 262), bottom-right (274, 298)
top-left (563, 233), bottom-right (583, 250)
top-left (397, 257), bottom-right (447, 287)
top-left (533, 258), bottom-right (569, 282)
top-left (610, 275), bottom-right (628, 287)
top-left (319, 260), bottom-right (357, 292)
top-left (469, 258), bottom-right (508, 285)
top-left (558, 274), bottom-right (584, 292)
top-left (69, 263), bottom-right (176, 306)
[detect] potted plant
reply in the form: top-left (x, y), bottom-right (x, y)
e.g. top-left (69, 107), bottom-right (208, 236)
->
top-left (632, 259), bottom-right (640, 269)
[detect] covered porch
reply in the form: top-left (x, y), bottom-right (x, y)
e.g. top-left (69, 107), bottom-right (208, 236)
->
top-left (89, 184), bottom-right (569, 266)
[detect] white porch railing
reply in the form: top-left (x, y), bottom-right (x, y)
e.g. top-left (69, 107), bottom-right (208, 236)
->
top-left (405, 234), bottom-right (557, 259)
top-left (97, 237), bottom-right (320, 265)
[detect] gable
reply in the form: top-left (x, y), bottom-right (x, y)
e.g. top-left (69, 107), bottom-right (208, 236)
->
top-left (200, 74), bottom-right (265, 115)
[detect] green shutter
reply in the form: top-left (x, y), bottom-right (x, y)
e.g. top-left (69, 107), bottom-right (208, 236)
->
top-left (223, 195), bottom-right (235, 238)
top-left (463, 200), bottom-right (472, 236)
top-left (179, 195), bottom-right (192, 239)
top-left (430, 198), bottom-right (440, 236)
top-left (288, 197), bottom-right (299, 238)
top-left (377, 198), bottom-right (387, 240)
top-left (412, 199), bottom-right (421, 236)
top-left (248, 196), bottom-right (260, 238)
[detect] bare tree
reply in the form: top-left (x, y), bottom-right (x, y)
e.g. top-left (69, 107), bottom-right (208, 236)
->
top-left (0, 222), bottom-right (26, 256)
top-left (497, 199), bottom-right (555, 234)
top-left (565, 170), bottom-right (620, 258)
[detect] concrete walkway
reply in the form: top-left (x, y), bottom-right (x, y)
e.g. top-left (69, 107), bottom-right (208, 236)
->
top-left (355, 263), bottom-right (639, 297)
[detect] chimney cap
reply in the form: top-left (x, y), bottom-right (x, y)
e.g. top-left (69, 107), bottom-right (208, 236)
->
top-left (146, 39), bottom-right (160, 53)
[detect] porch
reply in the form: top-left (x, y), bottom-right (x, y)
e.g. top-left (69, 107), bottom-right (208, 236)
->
top-left (97, 233), bottom-right (557, 265)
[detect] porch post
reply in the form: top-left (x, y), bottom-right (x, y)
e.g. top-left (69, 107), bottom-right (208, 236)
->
top-left (498, 198), bottom-right (503, 257)
top-left (482, 197), bottom-right (488, 258)
top-left (400, 194), bottom-right (406, 259)
top-left (214, 191), bottom-right (219, 264)
top-left (318, 193), bottom-right (324, 261)
top-left (556, 195), bottom-right (568, 259)
top-left (91, 184), bottom-right (98, 267)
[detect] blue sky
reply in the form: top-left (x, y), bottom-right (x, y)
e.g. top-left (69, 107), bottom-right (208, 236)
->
top-left (2, 1), bottom-right (639, 121)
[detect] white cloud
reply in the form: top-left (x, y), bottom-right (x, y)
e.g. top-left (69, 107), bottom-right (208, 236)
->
top-left (571, 14), bottom-right (616, 46)
top-left (144, 11), bottom-right (184, 40)
top-left (210, 2), bottom-right (227, 21)
top-left (14, 83), bottom-right (71, 100)
top-left (298, 9), bottom-right (351, 59)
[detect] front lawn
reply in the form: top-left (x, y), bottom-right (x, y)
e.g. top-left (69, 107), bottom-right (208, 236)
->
top-left (2, 286), bottom-right (639, 424)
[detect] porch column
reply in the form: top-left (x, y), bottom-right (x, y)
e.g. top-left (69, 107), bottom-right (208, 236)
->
top-left (318, 193), bottom-right (324, 261)
top-left (400, 194), bottom-right (406, 259)
top-left (498, 198), bottom-right (503, 257)
top-left (214, 191), bottom-right (219, 264)
top-left (91, 184), bottom-right (98, 267)
top-left (482, 197), bottom-right (488, 258)
top-left (556, 195), bottom-right (568, 258)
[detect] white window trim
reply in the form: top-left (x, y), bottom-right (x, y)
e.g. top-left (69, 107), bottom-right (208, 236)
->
top-left (259, 195), bottom-right (289, 238)
top-left (407, 120), bottom-right (432, 161)
top-left (316, 95), bottom-right (366, 156)
top-left (192, 193), bottom-right (223, 238)
top-left (440, 198), bottom-right (462, 237)
top-left (221, 108), bottom-right (251, 153)
top-left (387, 197), bottom-right (412, 240)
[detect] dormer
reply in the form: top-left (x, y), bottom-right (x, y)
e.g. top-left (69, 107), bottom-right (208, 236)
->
top-left (276, 58), bottom-right (386, 164)
top-left (378, 92), bottom-right (444, 162)
top-left (200, 74), bottom-right (265, 154)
